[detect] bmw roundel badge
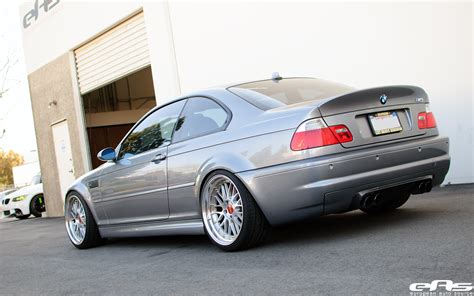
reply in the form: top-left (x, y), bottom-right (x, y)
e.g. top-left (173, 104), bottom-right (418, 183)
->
top-left (380, 94), bottom-right (388, 105)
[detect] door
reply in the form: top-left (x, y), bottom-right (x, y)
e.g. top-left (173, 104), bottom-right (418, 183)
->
top-left (167, 97), bottom-right (231, 219)
top-left (74, 12), bottom-right (151, 94)
top-left (52, 120), bottom-right (76, 202)
top-left (99, 100), bottom-right (186, 225)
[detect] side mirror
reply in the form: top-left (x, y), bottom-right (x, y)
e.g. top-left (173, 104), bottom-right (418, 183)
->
top-left (97, 147), bottom-right (116, 162)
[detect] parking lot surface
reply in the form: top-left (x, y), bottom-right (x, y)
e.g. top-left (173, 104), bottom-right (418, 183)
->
top-left (0, 185), bottom-right (472, 295)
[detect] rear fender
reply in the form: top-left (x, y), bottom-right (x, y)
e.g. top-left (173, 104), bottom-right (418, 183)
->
top-left (194, 152), bottom-right (255, 197)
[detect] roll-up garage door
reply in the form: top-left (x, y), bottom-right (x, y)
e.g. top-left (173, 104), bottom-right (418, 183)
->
top-left (74, 12), bottom-right (150, 94)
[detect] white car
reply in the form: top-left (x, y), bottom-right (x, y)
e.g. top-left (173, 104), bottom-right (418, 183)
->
top-left (0, 189), bottom-right (17, 218)
top-left (0, 188), bottom-right (17, 200)
top-left (0, 175), bottom-right (45, 219)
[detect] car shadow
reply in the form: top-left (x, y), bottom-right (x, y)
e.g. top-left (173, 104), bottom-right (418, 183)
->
top-left (104, 207), bottom-right (439, 251)
top-left (0, 216), bottom-right (43, 223)
top-left (265, 207), bottom-right (438, 248)
top-left (105, 234), bottom-right (209, 250)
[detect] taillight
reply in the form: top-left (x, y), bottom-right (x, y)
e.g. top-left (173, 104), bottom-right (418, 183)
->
top-left (291, 118), bottom-right (352, 151)
top-left (329, 125), bottom-right (353, 143)
top-left (418, 105), bottom-right (437, 129)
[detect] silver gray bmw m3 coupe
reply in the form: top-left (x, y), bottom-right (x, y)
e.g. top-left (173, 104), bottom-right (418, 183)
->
top-left (65, 76), bottom-right (450, 251)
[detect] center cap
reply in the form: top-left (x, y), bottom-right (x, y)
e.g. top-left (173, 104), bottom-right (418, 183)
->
top-left (226, 204), bottom-right (234, 215)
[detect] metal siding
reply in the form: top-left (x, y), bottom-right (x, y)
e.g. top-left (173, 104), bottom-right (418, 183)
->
top-left (74, 12), bottom-right (150, 94)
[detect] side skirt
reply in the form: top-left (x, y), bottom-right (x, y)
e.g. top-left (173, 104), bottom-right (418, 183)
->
top-left (98, 219), bottom-right (204, 238)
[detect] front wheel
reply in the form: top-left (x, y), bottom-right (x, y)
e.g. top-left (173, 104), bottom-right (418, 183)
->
top-left (65, 192), bottom-right (104, 249)
top-left (30, 194), bottom-right (46, 218)
top-left (201, 170), bottom-right (271, 251)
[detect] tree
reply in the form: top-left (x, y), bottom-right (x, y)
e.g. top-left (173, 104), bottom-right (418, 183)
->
top-left (0, 50), bottom-right (18, 99)
top-left (0, 149), bottom-right (24, 186)
top-left (0, 34), bottom-right (19, 99)
top-left (0, 38), bottom-right (21, 141)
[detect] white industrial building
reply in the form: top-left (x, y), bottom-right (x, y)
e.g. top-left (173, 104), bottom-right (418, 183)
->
top-left (19, 0), bottom-right (473, 216)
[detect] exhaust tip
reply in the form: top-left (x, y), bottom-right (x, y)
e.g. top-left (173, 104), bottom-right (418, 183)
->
top-left (361, 193), bottom-right (374, 209)
top-left (412, 179), bottom-right (434, 194)
top-left (373, 193), bottom-right (383, 206)
top-left (417, 182), bottom-right (426, 194)
top-left (425, 180), bottom-right (433, 192)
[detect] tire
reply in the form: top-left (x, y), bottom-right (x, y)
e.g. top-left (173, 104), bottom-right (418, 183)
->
top-left (16, 215), bottom-right (30, 220)
top-left (30, 194), bottom-right (46, 218)
top-left (65, 192), bottom-right (104, 249)
top-left (360, 186), bottom-right (411, 215)
top-left (201, 170), bottom-right (271, 251)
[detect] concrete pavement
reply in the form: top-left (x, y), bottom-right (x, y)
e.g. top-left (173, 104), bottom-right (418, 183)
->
top-left (0, 185), bottom-right (472, 295)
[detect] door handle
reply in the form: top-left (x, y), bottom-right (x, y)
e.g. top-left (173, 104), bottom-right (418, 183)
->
top-left (151, 153), bottom-right (167, 162)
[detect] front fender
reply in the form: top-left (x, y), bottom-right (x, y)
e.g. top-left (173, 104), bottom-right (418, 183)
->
top-left (66, 180), bottom-right (104, 225)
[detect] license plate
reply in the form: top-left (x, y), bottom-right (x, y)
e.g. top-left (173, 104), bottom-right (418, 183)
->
top-left (368, 111), bottom-right (403, 136)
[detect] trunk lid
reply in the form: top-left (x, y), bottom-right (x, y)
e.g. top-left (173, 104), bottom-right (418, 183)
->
top-left (318, 86), bottom-right (431, 148)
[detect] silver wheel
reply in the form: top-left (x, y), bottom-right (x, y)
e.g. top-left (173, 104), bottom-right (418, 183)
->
top-left (65, 195), bottom-right (87, 245)
top-left (202, 175), bottom-right (244, 246)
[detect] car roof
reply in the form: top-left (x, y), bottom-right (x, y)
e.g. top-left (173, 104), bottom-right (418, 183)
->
top-left (147, 77), bottom-right (319, 113)
top-left (160, 77), bottom-right (318, 103)
top-left (211, 76), bottom-right (317, 90)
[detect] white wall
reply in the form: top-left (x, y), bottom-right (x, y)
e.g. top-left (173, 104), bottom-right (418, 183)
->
top-left (20, 0), bottom-right (180, 111)
top-left (166, 1), bottom-right (473, 184)
top-left (20, 1), bottom-right (142, 74)
top-left (20, 1), bottom-right (473, 184)
top-left (12, 162), bottom-right (40, 187)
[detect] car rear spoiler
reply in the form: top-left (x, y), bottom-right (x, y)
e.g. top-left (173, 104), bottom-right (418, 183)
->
top-left (317, 85), bottom-right (428, 116)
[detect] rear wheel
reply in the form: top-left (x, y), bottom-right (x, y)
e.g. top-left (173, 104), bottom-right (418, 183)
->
top-left (201, 170), bottom-right (270, 251)
top-left (65, 192), bottom-right (104, 249)
top-left (30, 194), bottom-right (46, 218)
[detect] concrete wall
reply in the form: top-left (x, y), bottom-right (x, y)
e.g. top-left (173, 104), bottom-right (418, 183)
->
top-left (20, 2), bottom-right (142, 74)
top-left (20, 0), bottom-right (473, 203)
top-left (28, 54), bottom-right (88, 216)
top-left (20, 1), bottom-right (181, 102)
top-left (12, 162), bottom-right (40, 187)
top-left (165, 1), bottom-right (473, 184)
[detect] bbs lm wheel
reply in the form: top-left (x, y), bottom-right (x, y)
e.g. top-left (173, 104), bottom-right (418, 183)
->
top-left (201, 170), bottom-right (270, 251)
top-left (65, 192), bottom-right (104, 249)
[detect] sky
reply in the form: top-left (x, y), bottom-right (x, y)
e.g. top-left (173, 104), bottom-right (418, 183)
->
top-left (0, 1), bottom-right (38, 163)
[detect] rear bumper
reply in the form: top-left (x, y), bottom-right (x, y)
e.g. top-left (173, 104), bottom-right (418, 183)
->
top-left (237, 136), bottom-right (450, 226)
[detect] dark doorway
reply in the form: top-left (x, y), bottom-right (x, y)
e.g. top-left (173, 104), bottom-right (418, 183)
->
top-left (81, 66), bottom-right (156, 169)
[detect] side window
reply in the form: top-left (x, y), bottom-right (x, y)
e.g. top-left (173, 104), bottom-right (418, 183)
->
top-left (118, 100), bottom-right (186, 159)
top-left (173, 97), bottom-right (229, 142)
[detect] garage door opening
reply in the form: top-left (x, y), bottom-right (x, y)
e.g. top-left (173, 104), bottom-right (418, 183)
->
top-left (82, 66), bottom-right (156, 168)
top-left (72, 11), bottom-right (156, 169)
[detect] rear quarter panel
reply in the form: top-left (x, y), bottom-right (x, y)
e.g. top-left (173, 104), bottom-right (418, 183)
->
top-left (166, 128), bottom-right (298, 219)
top-left (165, 89), bottom-right (348, 220)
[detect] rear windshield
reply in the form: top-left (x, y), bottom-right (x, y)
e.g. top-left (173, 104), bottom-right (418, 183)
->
top-left (228, 78), bottom-right (355, 110)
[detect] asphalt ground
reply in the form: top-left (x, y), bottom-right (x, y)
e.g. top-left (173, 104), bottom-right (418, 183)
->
top-left (0, 185), bottom-right (472, 295)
